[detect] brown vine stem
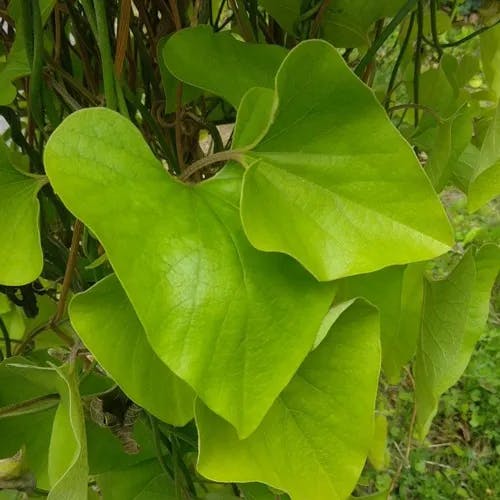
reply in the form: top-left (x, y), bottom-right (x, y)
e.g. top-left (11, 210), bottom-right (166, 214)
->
top-left (52, 219), bottom-right (84, 325)
top-left (179, 150), bottom-right (246, 181)
top-left (309, 0), bottom-right (331, 38)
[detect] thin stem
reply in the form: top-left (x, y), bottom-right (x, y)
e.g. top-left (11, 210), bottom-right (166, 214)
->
top-left (52, 220), bottom-right (84, 325)
top-left (94, 0), bottom-right (117, 110)
top-left (175, 83), bottom-right (185, 172)
top-left (440, 19), bottom-right (500, 48)
top-left (388, 103), bottom-right (443, 124)
top-left (179, 150), bottom-right (245, 181)
top-left (430, 0), bottom-right (443, 58)
top-left (0, 318), bottom-right (11, 357)
top-left (385, 12), bottom-right (415, 109)
top-left (413, 0), bottom-right (424, 127)
top-left (355, 0), bottom-right (418, 77)
top-left (148, 413), bottom-right (174, 480)
top-left (114, 0), bottom-right (132, 77)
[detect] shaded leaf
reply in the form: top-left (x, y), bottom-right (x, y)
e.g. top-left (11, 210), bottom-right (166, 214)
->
top-left (468, 102), bottom-right (500, 211)
top-left (163, 26), bottom-right (287, 107)
top-left (415, 246), bottom-right (500, 438)
top-left (96, 459), bottom-right (175, 500)
top-left (480, 23), bottom-right (500, 98)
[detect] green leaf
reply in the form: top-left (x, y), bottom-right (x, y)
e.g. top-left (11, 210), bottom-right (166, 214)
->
top-left (480, 23), bottom-right (500, 98)
top-left (96, 459), bottom-right (175, 500)
top-left (239, 40), bottom-right (453, 281)
top-left (163, 26), bottom-right (287, 107)
top-left (0, 0), bottom-right (57, 105)
top-left (336, 263), bottom-right (425, 382)
top-left (196, 300), bottom-right (381, 500)
top-left (259, 0), bottom-right (406, 47)
top-left (70, 274), bottom-right (194, 426)
top-left (0, 447), bottom-right (26, 480)
top-left (415, 245), bottom-right (500, 438)
top-left (47, 363), bottom-right (88, 500)
top-left (44, 107), bottom-right (335, 438)
top-left (368, 414), bottom-right (388, 471)
top-left (0, 140), bottom-right (45, 285)
top-left (468, 102), bottom-right (500, 212)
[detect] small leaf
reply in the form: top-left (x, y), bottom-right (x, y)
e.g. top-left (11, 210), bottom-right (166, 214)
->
top-left (468, 102), bottom-right (500, 212)
top-left (44, 107), bottom-right (335, 438)
top-left (196, 300), bottom-right (381, 500)
top-left (69, 274), bottom-right (194, 426)
top-left (47, 363), bottom-right (88, 500)
top-left (0, 140), bottom-right (46, 285)
top-left (259, 0), bottom-right (406, 47)
top-left (239, 40), bottom-right (453, 281)
top-left (480, 23), bottom-right (500, 98)
top-left (368, 414), bottom-right (388, 471)
top-left (415, 245), bottom-right (500, 438)
top-left (163, 26), bottom-right (287, 107)
top-left (0, 447), bottom-right (26, 480)
top-left (0, 0), bottom-right (57, 105)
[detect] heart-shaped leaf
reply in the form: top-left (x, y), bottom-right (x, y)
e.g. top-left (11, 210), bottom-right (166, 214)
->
top-left (196, 300), bottom-right (380, 500)
top-left (44, 108), bottom-right (335, 438)
top-left (163, 26), bottom-right (287, 107)
top-left (415, 245), bottom-right (500, 438)
top-left (238, 40), bottom-right (454, 281)
top-left (70, 274), bottom-right (194, 426)
top-left (0, 140), bottom-right (46, 285)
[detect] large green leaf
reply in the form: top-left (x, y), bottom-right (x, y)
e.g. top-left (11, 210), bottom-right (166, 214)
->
top-left (336, 262), bottom-right (425, 383)
top-left (238, 40), bottom-right (453, 281)
top-left (196, 300), bottom-right (381, 500)
top-left (415, 246), bottom-right (500, 438)
top-left (259, 0), bottom-right (406, 47)
top-left (468, 102), bottom-right (500, 212)
top-left (44, 107), bottom-right (335, 438)
top-left (0, 140), bottom-right (46, 285)
top-left (69, 274), bottom-right (194, 426)
top-left (47, 363), bottom-right (88, 500)
top-left (163, 26), bottom-right (287, 107)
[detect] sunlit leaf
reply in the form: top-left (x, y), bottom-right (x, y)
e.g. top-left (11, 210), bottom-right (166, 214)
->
top-left (239, 41), bottom-right (453, 281)
top-left (44, 107), bottom-right (335, 438)
top-left (47, 363), bottom-right (88, 499)
top-left (196, 300), bottom-right (380, 500)
top-left (480, 23), bottom-right (500, 98)
top-left (70, 274), bottom-right (194, 426)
